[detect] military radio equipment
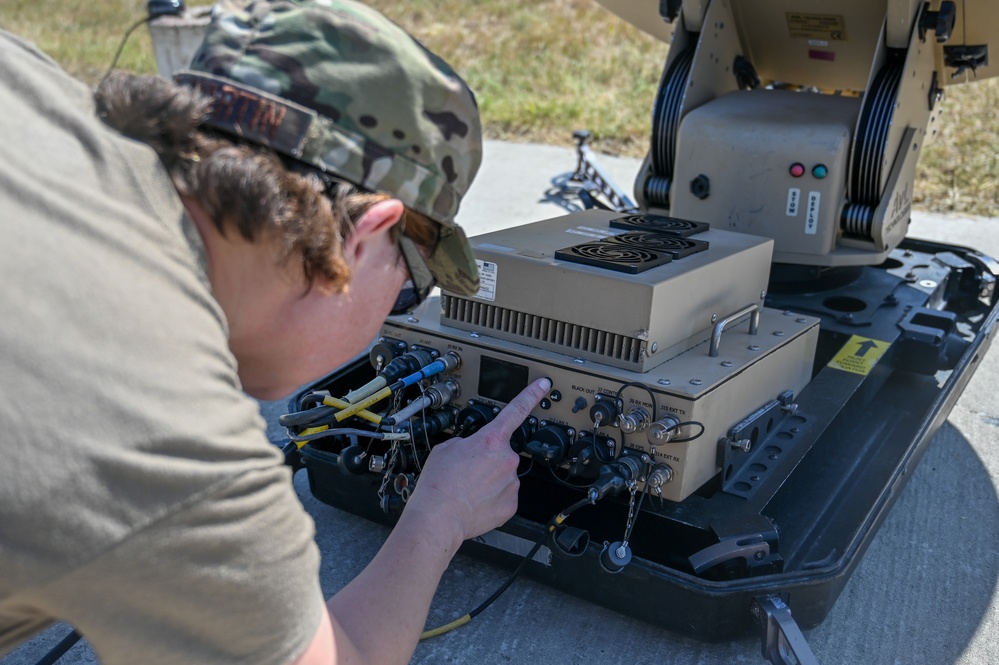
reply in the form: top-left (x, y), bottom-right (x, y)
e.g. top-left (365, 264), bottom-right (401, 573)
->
top-left (387, 210), bottom-right (818, 503)
top-left (286, 1), bottom-right (999, 662)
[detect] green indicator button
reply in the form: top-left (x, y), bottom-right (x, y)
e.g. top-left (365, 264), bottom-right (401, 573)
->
top-left (812, 164), bottom-right (829, 179)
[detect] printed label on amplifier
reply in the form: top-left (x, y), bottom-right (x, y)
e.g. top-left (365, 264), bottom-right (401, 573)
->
top-left (786, 188), bottom-right (800, 217)
top-left (805, 191), bottom-right (820, 235)
top-left (474, 260), bottom-right (498, 301)
top-left (786, 13), bottom-right (847, 41)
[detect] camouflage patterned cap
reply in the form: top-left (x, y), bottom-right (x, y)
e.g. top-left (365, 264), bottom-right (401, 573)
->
top-left (176, 0), bottom-right (481, 295)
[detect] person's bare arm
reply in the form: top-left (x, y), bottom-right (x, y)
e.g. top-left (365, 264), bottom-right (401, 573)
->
top-left (289, 377), bottom-right (550, 665)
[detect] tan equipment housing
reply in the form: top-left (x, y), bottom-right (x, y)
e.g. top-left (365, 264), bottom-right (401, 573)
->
top-left (597, 0), bottom-right (996, 266)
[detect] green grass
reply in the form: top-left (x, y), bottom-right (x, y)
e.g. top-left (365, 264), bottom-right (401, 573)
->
top-left (917, 78), bottom-right (999, 215)
top-left (2, 0), bottom-right (996, 216)
top-left (1, 0), bottom-right (162, 81)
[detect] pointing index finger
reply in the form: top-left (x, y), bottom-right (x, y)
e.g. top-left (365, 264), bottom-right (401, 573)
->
top-left (481, 377), bottom-right (551, 436)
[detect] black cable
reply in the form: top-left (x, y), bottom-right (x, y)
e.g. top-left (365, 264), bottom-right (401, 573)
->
top-left (289, 428), bottom-right (405, 443)
top-left (100, 17), bottom-right (152, 85)
top-left (615, 381), bottom-right (658, 423)
top-left (300, 392), bottom-right (330, 408)
top-left (466, 496), bottom-right (593, 621)
top-left (421, 497), bottom-right (594, 639)
top-left (546, 464), bottom-right (594, 490)
top-left (467, 527), bottom-right (548, 620)
top-left (516, 457), bottom-right (535, 478)
top-left (279, 404), bottom-right (334, 427)
top-left (590, 430), bottom-right (616, 464)
top-left (669, 420), bottom-right (705, 443)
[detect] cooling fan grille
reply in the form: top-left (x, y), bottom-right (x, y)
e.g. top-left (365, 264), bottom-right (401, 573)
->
top-left (609, 213), bottom-right (709, 237)
top-left (555, 216), bottom-right (709, 274)
top-left (554, 241), bottom-right (673, 274)
top-left (608, 231), bottom-right (708, 259)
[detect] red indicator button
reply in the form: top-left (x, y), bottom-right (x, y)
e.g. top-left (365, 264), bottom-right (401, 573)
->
top-left (789, 163), bottom-right (805, 178)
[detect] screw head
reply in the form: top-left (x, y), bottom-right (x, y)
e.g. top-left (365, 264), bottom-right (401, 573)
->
top-left (690, 378), bottom-right (703, 386)
top-left (657, 378), bottom-right (671, 386)
top-left (721, 360), bottom-right (733, 367)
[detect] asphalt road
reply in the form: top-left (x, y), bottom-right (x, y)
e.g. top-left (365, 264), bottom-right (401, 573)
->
top-left (6, 141), bottom-right (998, 665)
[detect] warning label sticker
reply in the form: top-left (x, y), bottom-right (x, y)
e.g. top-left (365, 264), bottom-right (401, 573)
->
top-left (474, 259), bottom-right (498, 302)
top-left (786, 13), bottom-right (847, 41)
top-left (828, 335), bottom-right (890, 375)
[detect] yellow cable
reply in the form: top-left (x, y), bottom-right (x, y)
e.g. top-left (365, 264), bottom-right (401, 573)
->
top-left (421, 521), bottom-right (560, 641)
top-left (420, 614), bottom-right (471, 640)
top-left (333, 387), bottom-right (393, 422)
top-left (295, 426), bottom-right (329, 449)
top-left (322, 395), bottom-right (382, 425)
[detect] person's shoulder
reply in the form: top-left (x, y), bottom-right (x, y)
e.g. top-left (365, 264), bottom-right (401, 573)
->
top-left (0, 27), bottom-right (95, 118)
top-left (0, 29), bottom-right (70, 79)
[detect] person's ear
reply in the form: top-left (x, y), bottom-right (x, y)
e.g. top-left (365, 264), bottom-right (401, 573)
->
top-left (344, 198), bottom-right (405, 260)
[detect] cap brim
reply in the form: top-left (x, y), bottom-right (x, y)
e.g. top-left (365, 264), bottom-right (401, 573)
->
top-left (425, 223), bottom-right (479, 296)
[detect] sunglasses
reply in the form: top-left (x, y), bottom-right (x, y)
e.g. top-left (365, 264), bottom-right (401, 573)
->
top-left (284, 159), bottom-right (438, 315)
top-left (391, 233), bottom-right (437, 315)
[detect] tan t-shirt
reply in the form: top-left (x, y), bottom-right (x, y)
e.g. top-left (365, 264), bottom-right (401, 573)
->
top-left (0, 32), bottom-right (323, 664)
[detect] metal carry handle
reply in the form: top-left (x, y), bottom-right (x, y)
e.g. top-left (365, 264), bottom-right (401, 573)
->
top-left (709, 304), bottom-right (760, 357)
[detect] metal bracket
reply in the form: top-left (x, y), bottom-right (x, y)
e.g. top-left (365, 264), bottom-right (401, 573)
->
top-left (751, 595), bottom-right (820, 665)
top-left (720, 391), bottom-right (800, 500)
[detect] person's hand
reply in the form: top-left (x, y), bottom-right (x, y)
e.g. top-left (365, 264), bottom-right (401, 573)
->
top-left (403, 377), bottom-right (551, 543)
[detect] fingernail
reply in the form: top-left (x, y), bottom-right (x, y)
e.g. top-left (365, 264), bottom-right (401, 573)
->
top-left (539, 377), bottom-right (552, 392)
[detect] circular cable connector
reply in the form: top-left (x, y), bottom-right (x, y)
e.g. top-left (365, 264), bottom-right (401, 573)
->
top-left (599, 541), bottom-right (633, 574)
top-left (619, 406), bottom-right (651, 434)
top-left (648, 415), bottom-right (682, 444)
top-left (337, 445), bottom-right (368, 475)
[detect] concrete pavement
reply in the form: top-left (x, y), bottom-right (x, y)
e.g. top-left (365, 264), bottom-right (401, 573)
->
top-left (6, 140), bottom-right (998, 665)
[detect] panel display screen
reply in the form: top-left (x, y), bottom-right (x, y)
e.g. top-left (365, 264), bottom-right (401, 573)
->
top-left (478, 356), bottom-right (530, 404)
